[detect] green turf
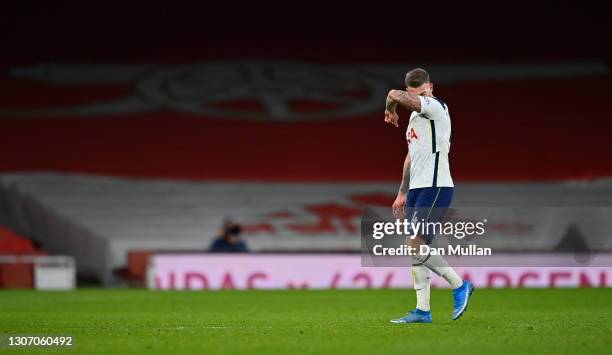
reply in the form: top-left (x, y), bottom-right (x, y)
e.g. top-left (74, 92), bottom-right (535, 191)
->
top-left (1, 288), bottom-right (611, 354)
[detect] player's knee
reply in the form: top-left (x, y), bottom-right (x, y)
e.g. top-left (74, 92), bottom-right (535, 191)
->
top-left (406, 234), bottom-right (427, 248)
top-left (410, 236), bottom-right (433, 265)
top-left (411, 251), bottom-right (429, 265)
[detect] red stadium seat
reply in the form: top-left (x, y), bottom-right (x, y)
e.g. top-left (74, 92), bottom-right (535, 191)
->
top-left (127, 251), bottom-right (152, 279)
top-left (0, 262), bottom-right (34, 288)
top-left (0, 227), bottom-right (37, 254)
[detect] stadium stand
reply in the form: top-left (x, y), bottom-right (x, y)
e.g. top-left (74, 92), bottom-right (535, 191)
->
top-left (0, 4), bottom-right (609, 285)
top-left (0, 70), bottom-right (610, 182)
top-left (1, 173), bottom-right (611, 284)
top-left (1, 63), bottom-right (610, 285)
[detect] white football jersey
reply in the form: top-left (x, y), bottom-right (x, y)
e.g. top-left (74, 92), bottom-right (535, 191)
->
top-left (405, 95), bottom-right (454, 189)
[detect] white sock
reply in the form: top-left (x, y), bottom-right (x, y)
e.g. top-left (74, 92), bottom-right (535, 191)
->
top-left (414, 253), bottom-right (463, 289)
top-left (412, 265), bottom-right (431, 311)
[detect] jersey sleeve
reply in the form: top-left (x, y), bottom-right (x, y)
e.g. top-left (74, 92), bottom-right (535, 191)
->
top-left (418, 96), bottom-right (445, 120)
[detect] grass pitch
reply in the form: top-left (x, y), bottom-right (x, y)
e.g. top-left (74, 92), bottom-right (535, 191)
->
top-left (1, 288), bottom-right (611, 354)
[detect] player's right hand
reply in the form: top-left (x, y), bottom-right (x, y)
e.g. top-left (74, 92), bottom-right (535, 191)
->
top-left (384, 110), bottom-right (399, 127)
top-left (392, 192), bottom-right (407, 219)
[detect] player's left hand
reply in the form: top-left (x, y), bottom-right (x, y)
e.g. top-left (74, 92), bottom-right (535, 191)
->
top-left (384, 110), bottom-right (399, 127)
top-left (392, 192), bottom-right (407, 219)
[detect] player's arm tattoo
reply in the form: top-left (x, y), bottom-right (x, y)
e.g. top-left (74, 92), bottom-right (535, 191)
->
top-left (388, 90), bottom-right (421, 112)
top-left (399, 152), bottom-right (411, 193)
top-left (385, 95), bottom-right (398, 112)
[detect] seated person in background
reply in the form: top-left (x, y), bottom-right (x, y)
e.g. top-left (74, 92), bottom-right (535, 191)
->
top-left (209, 220), bottom-right (249, 253)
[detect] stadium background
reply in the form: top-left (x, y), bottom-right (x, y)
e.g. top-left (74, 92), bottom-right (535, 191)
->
top-left (1, 2), bottom-right (611, 289)
top-left (1, 3), bottom-right (612, 354)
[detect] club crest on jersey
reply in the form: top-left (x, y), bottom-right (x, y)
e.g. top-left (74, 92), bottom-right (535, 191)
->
top-left (407, 128), bottom-right (418, 144)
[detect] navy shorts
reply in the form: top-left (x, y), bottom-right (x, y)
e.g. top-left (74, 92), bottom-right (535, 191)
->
top-left (406, 187), bottom-right (454, 244)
